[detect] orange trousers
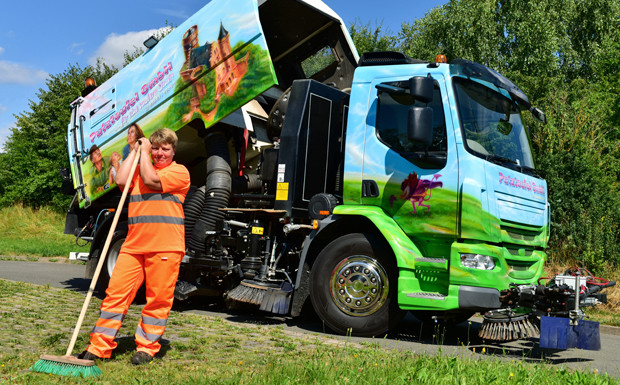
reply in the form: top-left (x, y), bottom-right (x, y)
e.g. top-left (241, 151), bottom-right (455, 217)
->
top-left (87, 250), bottom-right (183, 358)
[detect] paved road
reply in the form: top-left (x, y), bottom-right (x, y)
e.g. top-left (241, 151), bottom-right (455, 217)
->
top-left (1, 260), bottom-right (619, 377)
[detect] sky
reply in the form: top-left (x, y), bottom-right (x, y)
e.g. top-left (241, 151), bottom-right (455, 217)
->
top-left (0, 0), bottom-right (447, 151)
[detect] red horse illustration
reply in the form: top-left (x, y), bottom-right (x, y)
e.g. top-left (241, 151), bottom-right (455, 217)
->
top-left (394, 173), bottom-right (443, 214)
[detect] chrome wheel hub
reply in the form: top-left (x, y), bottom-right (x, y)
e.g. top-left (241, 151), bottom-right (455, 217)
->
top-left (330, 256), bottom-right (388, 316)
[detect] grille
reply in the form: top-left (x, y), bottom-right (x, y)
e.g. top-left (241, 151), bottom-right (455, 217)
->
top-left (507, 259), bottom-right (536, 271)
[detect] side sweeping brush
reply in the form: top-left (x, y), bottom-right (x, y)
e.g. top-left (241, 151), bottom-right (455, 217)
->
top-left (31, 146), bottom-right (141, 377)
top-left (226, 280), bottom-right (272, 306)
top-left (226, 239), bottom-right (294, 315)
top-left (226, 280), bottom-right (293, 315)
top-left (479, 310), bottom-right (540, 342)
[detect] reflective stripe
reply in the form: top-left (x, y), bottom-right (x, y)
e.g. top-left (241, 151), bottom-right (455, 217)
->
top-left (128, 215), bottom-right (184, 225)
top-left (130, 193), bottom-right (182, 205)
top-left (92, 326), bottom-right (118, 338)
top-left (141, 316), bottom-right (167, 327)
top-left (136, 325), bottom-right (162, 342)
top-left (100, 311), bottom-right (125, 322)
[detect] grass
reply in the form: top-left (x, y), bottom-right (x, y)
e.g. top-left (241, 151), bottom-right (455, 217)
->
top-left (0, 279), bottom-right (618, 385)
top-left (0, 205), bottom-right (79, 259)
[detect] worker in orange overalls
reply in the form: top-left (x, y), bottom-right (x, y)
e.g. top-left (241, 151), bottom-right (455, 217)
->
top-left (79, 127), bottom-right (190, 365)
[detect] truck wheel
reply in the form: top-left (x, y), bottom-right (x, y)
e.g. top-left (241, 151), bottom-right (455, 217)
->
top-left (93, 228), bottom-right (146, 303)
top-left (310, 233), bottom-right (403, 336)
top-left (95, 228), bottom-right (127, 294)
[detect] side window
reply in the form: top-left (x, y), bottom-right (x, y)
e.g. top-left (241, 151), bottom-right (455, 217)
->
top-left (375, 82), bottom-right (447, 168)
top-left (301, 46), bottom-right (338, 78)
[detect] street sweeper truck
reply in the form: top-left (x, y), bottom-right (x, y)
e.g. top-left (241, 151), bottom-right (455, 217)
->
top-left (61, 0), bottom-right (614, 344)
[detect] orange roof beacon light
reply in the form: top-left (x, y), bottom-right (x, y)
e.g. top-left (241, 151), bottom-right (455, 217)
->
top-left (82, 77), bottom-right (98, 97)
top-left (435, 54), bottom-right (448, 63)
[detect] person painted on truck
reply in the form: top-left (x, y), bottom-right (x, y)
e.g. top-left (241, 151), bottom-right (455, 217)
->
top-left (122, 123), bottom-right (145, 160)
top-left (88, 144), bottom-right (109, 195)
top-left (79, 128), bottom-right (190, 366)
top-left (108, 151), bottom-right (122, 186)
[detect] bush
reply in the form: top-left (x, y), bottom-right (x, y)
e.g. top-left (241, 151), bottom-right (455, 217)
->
top-left (531, 84), bottom-right (619, 272)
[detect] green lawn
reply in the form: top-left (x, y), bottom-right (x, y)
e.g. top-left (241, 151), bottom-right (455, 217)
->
top-left (0, 279), bottom-right (617, 384)
top-left (0, 205), bottom-right (79, 258)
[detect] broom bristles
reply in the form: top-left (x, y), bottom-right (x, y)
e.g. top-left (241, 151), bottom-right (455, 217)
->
top-left (479, 315), bottom-right (540, 341)
top-left (227, 281), bottom-right (269, 305)
top-left (30, 355), bottom-right (102, 377)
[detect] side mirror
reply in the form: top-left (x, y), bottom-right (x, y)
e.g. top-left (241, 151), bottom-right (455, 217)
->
top-left (408, 106), bottom-right (433, 147)
top-left (59, 167), bottom-right (75, 195)
top-left (508, 88), bottom-right (531, 110)
top-left (531, 107), bottom-right (547, 124)
top-left (409, 76), bottom-right (433, 103)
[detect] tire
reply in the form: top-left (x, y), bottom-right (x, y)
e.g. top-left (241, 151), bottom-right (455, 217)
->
top-left (95, 227), bottom-right (127, 294)
top-left (309, 233), bottom-right (404, 337)
top-left (94, 226), bottom-right (147, 303)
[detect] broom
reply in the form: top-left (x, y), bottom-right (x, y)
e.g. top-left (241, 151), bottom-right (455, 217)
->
top-left (478, 310), bottom-right (540, 342)
top-left (226, 239), bottom-right (277, 307)
top-left (31, 145), bottom-right (141, 377)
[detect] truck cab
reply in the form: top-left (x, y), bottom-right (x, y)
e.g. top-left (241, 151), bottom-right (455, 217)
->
top-left (327, 53), bottom-right (548, 319)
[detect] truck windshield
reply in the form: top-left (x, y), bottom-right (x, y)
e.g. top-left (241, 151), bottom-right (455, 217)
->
top-left (453, 77), bottom-right (536, 172)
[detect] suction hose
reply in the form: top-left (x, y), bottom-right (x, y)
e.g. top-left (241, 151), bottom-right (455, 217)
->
top-left (187, 129), bottom-right (232, 255)
top-left (183, 186), bottom-right (205, 244)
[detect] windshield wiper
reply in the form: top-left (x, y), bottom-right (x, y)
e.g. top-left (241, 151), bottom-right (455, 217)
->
top-left (520, 165), bottom-right (541, 178)
top-left (484, 154), bottom-right (518, 166)
top-left (485, 154), bottom-right (542, 178)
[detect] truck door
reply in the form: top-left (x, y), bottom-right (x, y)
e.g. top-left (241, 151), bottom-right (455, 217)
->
top-left (360, 73), bottom-right (458, 257)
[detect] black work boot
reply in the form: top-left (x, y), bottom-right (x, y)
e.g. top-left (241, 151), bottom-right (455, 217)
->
top-left (77, 350), bottom-right (103, 361)
top-left (131, 351), bottom-right (154, 365)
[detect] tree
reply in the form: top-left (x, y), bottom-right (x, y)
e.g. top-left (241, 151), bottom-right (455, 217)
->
top-left (398, 0), bottom-right (620, 98)
top-left (348, 20), bottom-right (398, 56)
top-left (399, 0), bottom-right (504, 66)
top-left (530, 83), bottom-right (619, 268)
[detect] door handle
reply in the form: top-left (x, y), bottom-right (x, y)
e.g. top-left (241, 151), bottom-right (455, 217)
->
top-left (362, 179), bottom-right (380, 198)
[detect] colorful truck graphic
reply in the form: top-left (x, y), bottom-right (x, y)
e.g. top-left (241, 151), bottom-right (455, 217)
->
top-left (68, 0), bottom-right (277, 205)
top-left (391, 173), bottom-right (443, 214)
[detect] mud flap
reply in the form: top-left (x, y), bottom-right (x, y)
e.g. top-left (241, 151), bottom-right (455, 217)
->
top-left (540, 316), bottom-right (601, 351)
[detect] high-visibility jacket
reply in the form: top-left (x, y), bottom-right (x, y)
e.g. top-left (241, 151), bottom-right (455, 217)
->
top-left (121, 161), bottom-right (190, 253)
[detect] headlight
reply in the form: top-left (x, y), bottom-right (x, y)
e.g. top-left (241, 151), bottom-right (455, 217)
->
top-left (460, 253), bottom-right (495, 270)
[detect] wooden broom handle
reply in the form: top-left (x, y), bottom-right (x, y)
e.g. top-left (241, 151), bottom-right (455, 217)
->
top-left (65, 144), bottom-right (141, 357)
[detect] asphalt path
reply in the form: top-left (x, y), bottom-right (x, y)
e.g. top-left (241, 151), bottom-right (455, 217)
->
top-left (1, 260), bottom-right (619, 377)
